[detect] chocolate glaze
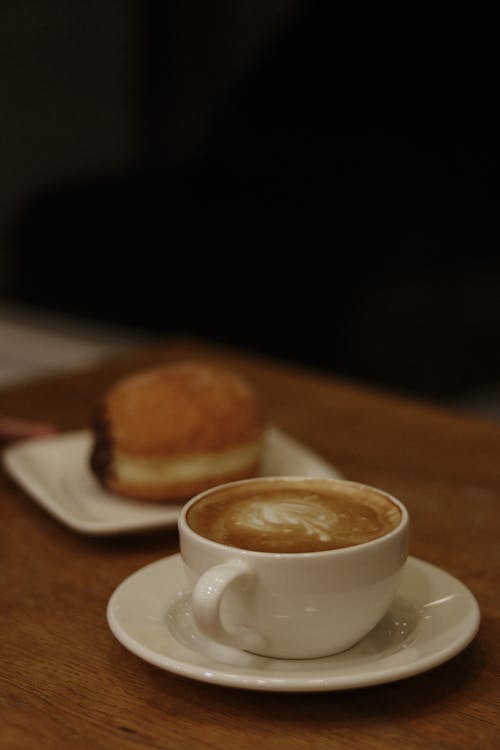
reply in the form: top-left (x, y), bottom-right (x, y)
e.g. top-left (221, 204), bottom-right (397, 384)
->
top-left (89, 404), bottom-right (114, 485)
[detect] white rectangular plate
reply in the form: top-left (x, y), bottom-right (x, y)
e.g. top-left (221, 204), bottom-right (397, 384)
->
top-left (2, 426), bottom-right (341, 536)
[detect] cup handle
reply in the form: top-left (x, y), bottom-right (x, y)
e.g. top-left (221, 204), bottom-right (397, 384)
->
top-left (191, 560), bottom-right (266, 652)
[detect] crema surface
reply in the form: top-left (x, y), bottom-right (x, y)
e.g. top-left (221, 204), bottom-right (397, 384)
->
top-left (187, 480), bottom-right (402, 552)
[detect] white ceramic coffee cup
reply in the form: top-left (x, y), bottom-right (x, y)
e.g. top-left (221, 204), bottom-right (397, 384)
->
top-left (178, 476), bottom-right (409, 659)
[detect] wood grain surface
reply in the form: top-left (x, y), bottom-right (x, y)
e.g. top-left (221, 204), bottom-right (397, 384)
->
top-left (1, 338), bottom-right (498, 749)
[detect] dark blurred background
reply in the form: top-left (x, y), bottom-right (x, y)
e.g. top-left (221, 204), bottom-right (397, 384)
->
top-left (1, 1), bottom-right (499, 400)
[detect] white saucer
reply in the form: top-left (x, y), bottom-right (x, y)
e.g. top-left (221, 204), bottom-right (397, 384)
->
top-left (107, 554), bottom-right (480, 692)
top-left (2, 425), bottom-right (340, 535)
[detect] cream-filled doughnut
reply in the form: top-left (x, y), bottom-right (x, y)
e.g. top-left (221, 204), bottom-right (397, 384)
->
top-left (89, 360), bottom-right (266, 502)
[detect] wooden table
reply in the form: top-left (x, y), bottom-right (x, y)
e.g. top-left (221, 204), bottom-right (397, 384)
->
top-left (1, 338), bottom-right (498, 749)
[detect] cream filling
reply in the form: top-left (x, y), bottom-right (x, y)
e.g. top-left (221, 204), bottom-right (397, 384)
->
top-left (113, 439), bottom-right (262, 485)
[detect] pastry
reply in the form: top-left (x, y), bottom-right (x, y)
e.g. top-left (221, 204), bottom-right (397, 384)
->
top-left (89, 360), bottom-right (266, 502)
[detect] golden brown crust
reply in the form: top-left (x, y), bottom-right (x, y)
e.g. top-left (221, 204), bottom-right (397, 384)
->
top-left (101, 360), bottom-right (265, 456)
top-left (104, 460), bottom-right (261, 503)
top-left (89, 360), bottom-right (267, 502)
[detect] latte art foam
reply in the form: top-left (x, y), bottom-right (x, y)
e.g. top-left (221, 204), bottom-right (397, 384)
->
top-left (187, 479), bottom-right (402, 553)
top-left (234, 498), bottom-right (339, 542)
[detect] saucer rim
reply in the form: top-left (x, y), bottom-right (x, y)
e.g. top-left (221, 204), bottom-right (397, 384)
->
top-left (106, 554), bottom-right (481, 692)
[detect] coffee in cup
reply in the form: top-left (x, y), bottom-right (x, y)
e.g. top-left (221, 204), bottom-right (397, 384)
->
top-left (179, 476), bottom-right (409, 659)
top-left (186, 477), bottom-right (402, 553)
